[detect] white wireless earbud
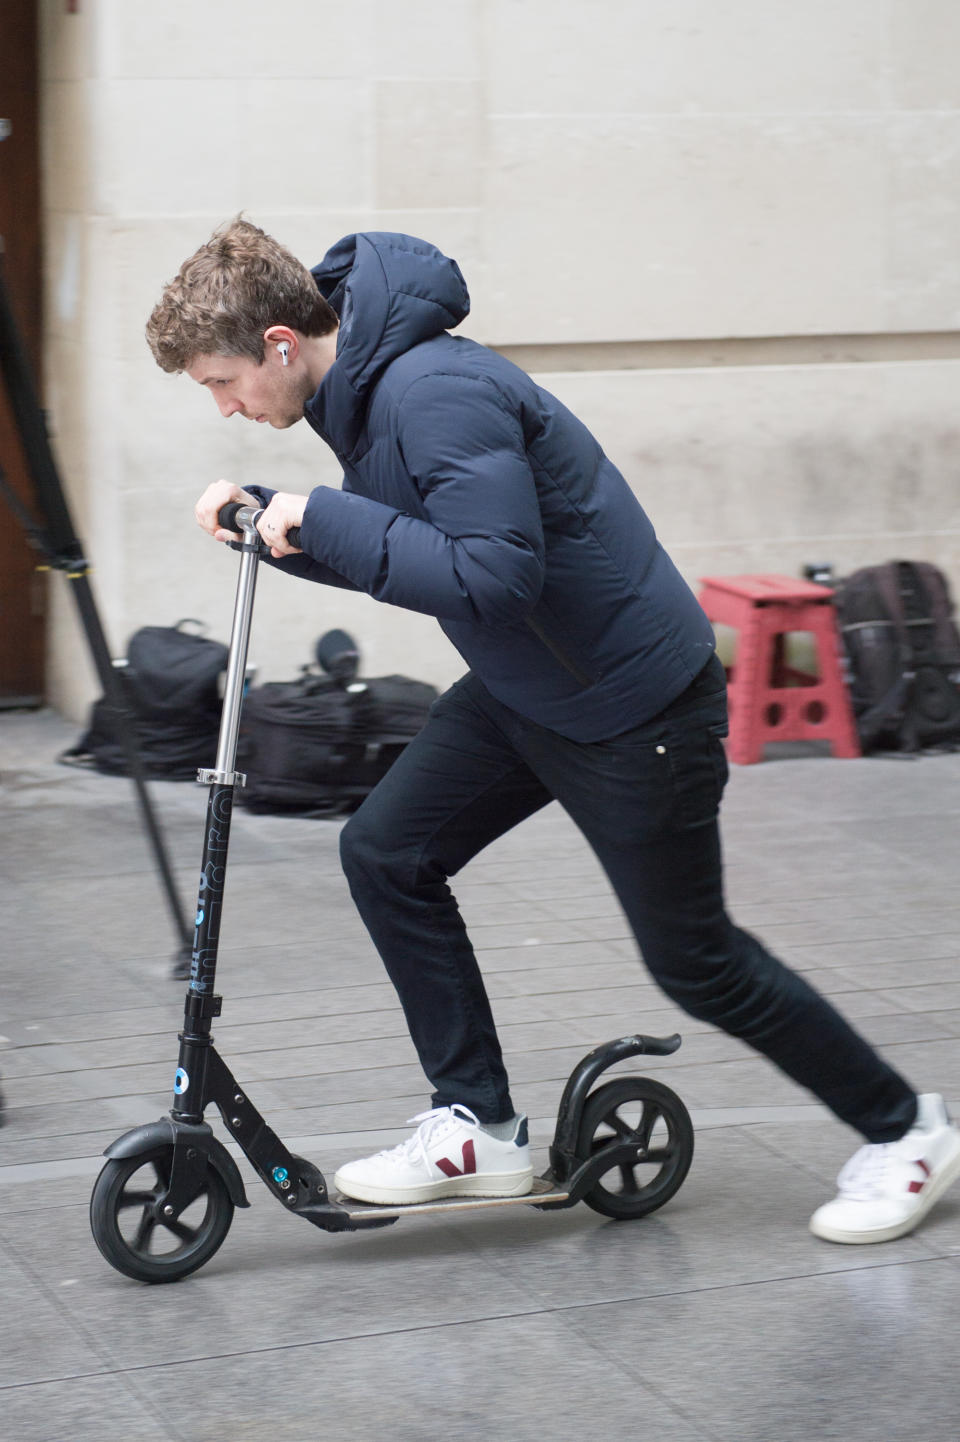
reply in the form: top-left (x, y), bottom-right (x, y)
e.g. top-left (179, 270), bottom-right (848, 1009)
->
top-left (277, 342), bottom-right (290, 365)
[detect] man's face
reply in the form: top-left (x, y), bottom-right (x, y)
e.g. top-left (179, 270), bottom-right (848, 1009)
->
top-left (186, 352), bottom-right (309, 429)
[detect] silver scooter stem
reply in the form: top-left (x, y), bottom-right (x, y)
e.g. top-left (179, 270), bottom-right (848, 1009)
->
top-left (200, 506), bottom-right (262, 785)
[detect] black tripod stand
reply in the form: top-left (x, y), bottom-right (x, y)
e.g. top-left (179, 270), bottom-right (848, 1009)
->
top-left (0, 242), bottom-right (192, 973)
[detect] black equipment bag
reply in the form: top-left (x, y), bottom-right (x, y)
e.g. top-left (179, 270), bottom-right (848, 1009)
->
top-left (236, 630), bottom-right (438, 816)
top-left (833, 561), bottom-right (960, 753)
top-left (60, 620), bottom-right (229, 779)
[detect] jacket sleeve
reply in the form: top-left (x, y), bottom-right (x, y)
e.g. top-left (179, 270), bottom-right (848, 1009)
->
top-left (244, 485), bottom-right (359, 590)
top-left (297, 374), bottom-right (546, 623)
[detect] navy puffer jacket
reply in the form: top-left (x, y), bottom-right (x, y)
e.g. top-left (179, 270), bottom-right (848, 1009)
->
top-left (251, 232), bottom-right (715, 742)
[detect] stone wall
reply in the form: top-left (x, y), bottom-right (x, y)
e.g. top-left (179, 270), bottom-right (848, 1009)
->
top-left (38, 0), bottom-right (960, 716)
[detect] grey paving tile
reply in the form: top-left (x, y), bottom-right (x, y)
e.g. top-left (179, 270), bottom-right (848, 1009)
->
top-left (851, 1009), bottom-right (956, 1046)
top-left (11, 1061), bottom-right (181, 1109)
top-left (1, 1035), bottom-right (181, 1076)
top-left (493, 986), bottom-right (689, 1028)
top-left (192, 974), bottom-right (397, 1020)
top-left (224, 1033), bottom-right (423, 1085)
top-left (1, 1004), bottom-right (181, 1046)
top-left (726, 1116), bottom-right (960, 1256)
top-left (777, 933), bottom-right (960, 969)
top-left (898, 907), bottom-right (960, 936)
top-left (739, 912), bottom-right (918, 949)
top-left (6, 1192), bottom-right (562, 1374)
top-left (1, 1373), bottom-right (177, 1442)
top-left (4, 712), bottom-right (960, 1442)
top-left (498, 872), bottom-right (613, 903)
top-left (418, 1125), bottom-right (934, 1315)
top-left (878, 982), bottom-right (960, 1014)
top-left (932, 1008), bottom-right (960, 1037)
top-left (484, 908), bottom-right (630, 943)
top-left (869, 1037), bottom-right (960, 1093)
top-left (0, 1125), bottom-right (154, 1168)
top-left (0, 1241), bottom-right (108, 1388)
top-left (642, 1054), bottom-right (822, 1111)
top-left (803, 987), bottom-right (907, 1020)
top-left (218, 1089), bottom-right (437, 1137)
top-left (0, 1091), bottom-right (164, 1145)
top-left (485, 959), bottom-right (647, 996)
top-left (120, 1310), bottom-right (709, 1442)
top-left (474, 936), bottom-right (626, 972)
top-left (834, 955), bottom-right (960, 990)
top-left (579, 1256), bottom-right (960, 1442)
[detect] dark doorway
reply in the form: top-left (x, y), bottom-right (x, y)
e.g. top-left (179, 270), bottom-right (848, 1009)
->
top-left (0, 0), bottom-right (46, 706)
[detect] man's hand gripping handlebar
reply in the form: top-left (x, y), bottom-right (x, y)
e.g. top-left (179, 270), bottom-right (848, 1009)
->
top-left (195, 480), bottom-right (305, 557)
top-left (217, 501), bottom-right (303, 554)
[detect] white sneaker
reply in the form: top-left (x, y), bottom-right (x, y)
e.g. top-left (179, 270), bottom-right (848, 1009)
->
top-left (810, 1094), bottom-right (960, 1244)
top-left (334, 1105), bottom-right (533, 1205)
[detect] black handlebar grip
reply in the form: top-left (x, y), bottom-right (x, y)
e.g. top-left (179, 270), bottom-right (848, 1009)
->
top-left (217, 502), bottom-right (302, 550)
top-left (217, 501), bottom-right (247, 533)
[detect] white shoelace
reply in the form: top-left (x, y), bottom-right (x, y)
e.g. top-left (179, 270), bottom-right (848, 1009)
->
top-left (836, 1143), bottom-right (898, 1201)
top-left (374, 1105), bottom-right (480, 1173)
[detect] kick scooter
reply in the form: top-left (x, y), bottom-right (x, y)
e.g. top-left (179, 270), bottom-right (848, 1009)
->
top-left (90, 504), bottom-right (696, 1283)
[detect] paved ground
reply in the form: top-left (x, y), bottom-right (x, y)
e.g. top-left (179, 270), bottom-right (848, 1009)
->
top-left (1, 705), bottom-right (959, 1442)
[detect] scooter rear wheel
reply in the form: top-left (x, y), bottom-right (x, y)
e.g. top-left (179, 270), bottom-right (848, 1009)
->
top-left (577, 1077), bottom-right (694, 1220)
top-left (90, 1145), bottom-right (234, 1283)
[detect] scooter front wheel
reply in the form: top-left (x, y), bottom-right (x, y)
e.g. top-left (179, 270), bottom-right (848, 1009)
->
top-left (577, 1077), bottom-right (694, 1220)
top-left (90, 1145), bottom-right (234, 1283)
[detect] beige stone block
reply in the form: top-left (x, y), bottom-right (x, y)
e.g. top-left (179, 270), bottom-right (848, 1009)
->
top-left (43, 210), bottom-right (89, 346)
top-left (890, 0), bottom-right (960, 109)
top-left (886, 115), bottom-right (960, 331)
top-left (41, 81), bottom-right (95, 214)
top-left (376, 80), bottom-right (481, 210)
top-left (93, 194), bottom-right (467, 690)
top-left (95, 0), bottom-right (248, 78)
top-left (228, 0), bottom-right (378, 80)
top-left (232, 211), bottom-right (481, 325)
top-left (94, 0), bottom-right (377, 80)
top-left (111, 503), bottom-right (461, 695)
top-left (485, 0), bottom-right (886, 116)
top-left (239, 82), bottom-right (374, 215)
top-left (90, 76), bottom-right (372, 217)
top-left (374, 0), bottom-right (481, 79)
top-left (45, 578), bottom-right (101, 723)
top-left (479, 115), bottom-right (886, 343)
top-left (91, 78), bottom-right (243, 215)
top-left (99, 474), bottom-right (462, 699)
top-left (44, 346), bottom-right (960, 709)
top-left (531, 360), bottom-right (960, 601)
top-left (342, 209), bottom-right (482, 283)
top-left (39, 0), bottom-right (95, 82)
top-left (42, 333), bottom-right (92, 509)
top-left (114, 213), bottom-right (373, 342)
top-left (241, 212), bottom-right (381, 269)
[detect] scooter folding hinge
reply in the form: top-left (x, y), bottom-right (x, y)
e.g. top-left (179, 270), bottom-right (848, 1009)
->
top-left (184, 991), bottom-right (223, 1020)
top-left (197, 767), bottom-right (246, 786)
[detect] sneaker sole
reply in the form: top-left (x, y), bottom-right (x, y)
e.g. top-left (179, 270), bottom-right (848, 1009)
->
top-left (810, 1144), bottom-right (960, 1245)
top-left (332, 1168), bottom-right (534, 1207)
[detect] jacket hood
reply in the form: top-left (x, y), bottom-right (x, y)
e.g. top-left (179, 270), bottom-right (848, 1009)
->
top-left (305, 232), bottom-right (470, 454)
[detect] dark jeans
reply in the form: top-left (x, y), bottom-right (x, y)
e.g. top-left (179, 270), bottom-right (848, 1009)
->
top-left (340, 656), bottom-right (917, 1143)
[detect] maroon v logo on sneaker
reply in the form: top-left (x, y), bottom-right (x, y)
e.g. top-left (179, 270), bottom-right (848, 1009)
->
top-left (435, 1140), bottom-right (477, 1179)
top-left (907, 1159), bottom-right (932, 1195)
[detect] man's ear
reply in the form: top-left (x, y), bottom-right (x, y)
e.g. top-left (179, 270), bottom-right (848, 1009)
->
top-left (264, 325), bottom-right (297, 366)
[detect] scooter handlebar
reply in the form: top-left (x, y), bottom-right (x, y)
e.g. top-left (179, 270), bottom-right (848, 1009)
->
top-left (217, 502), bottom-right (302, 550)
top-left (217, 500), bottom-right (251, 534)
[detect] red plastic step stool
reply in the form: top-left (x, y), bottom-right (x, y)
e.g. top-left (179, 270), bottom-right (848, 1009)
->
top-left (697, 574), bottom-right (861, 764)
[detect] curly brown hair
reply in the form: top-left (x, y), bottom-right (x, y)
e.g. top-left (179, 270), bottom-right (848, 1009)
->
top-left (145, 217), bottom-right (338, 373)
